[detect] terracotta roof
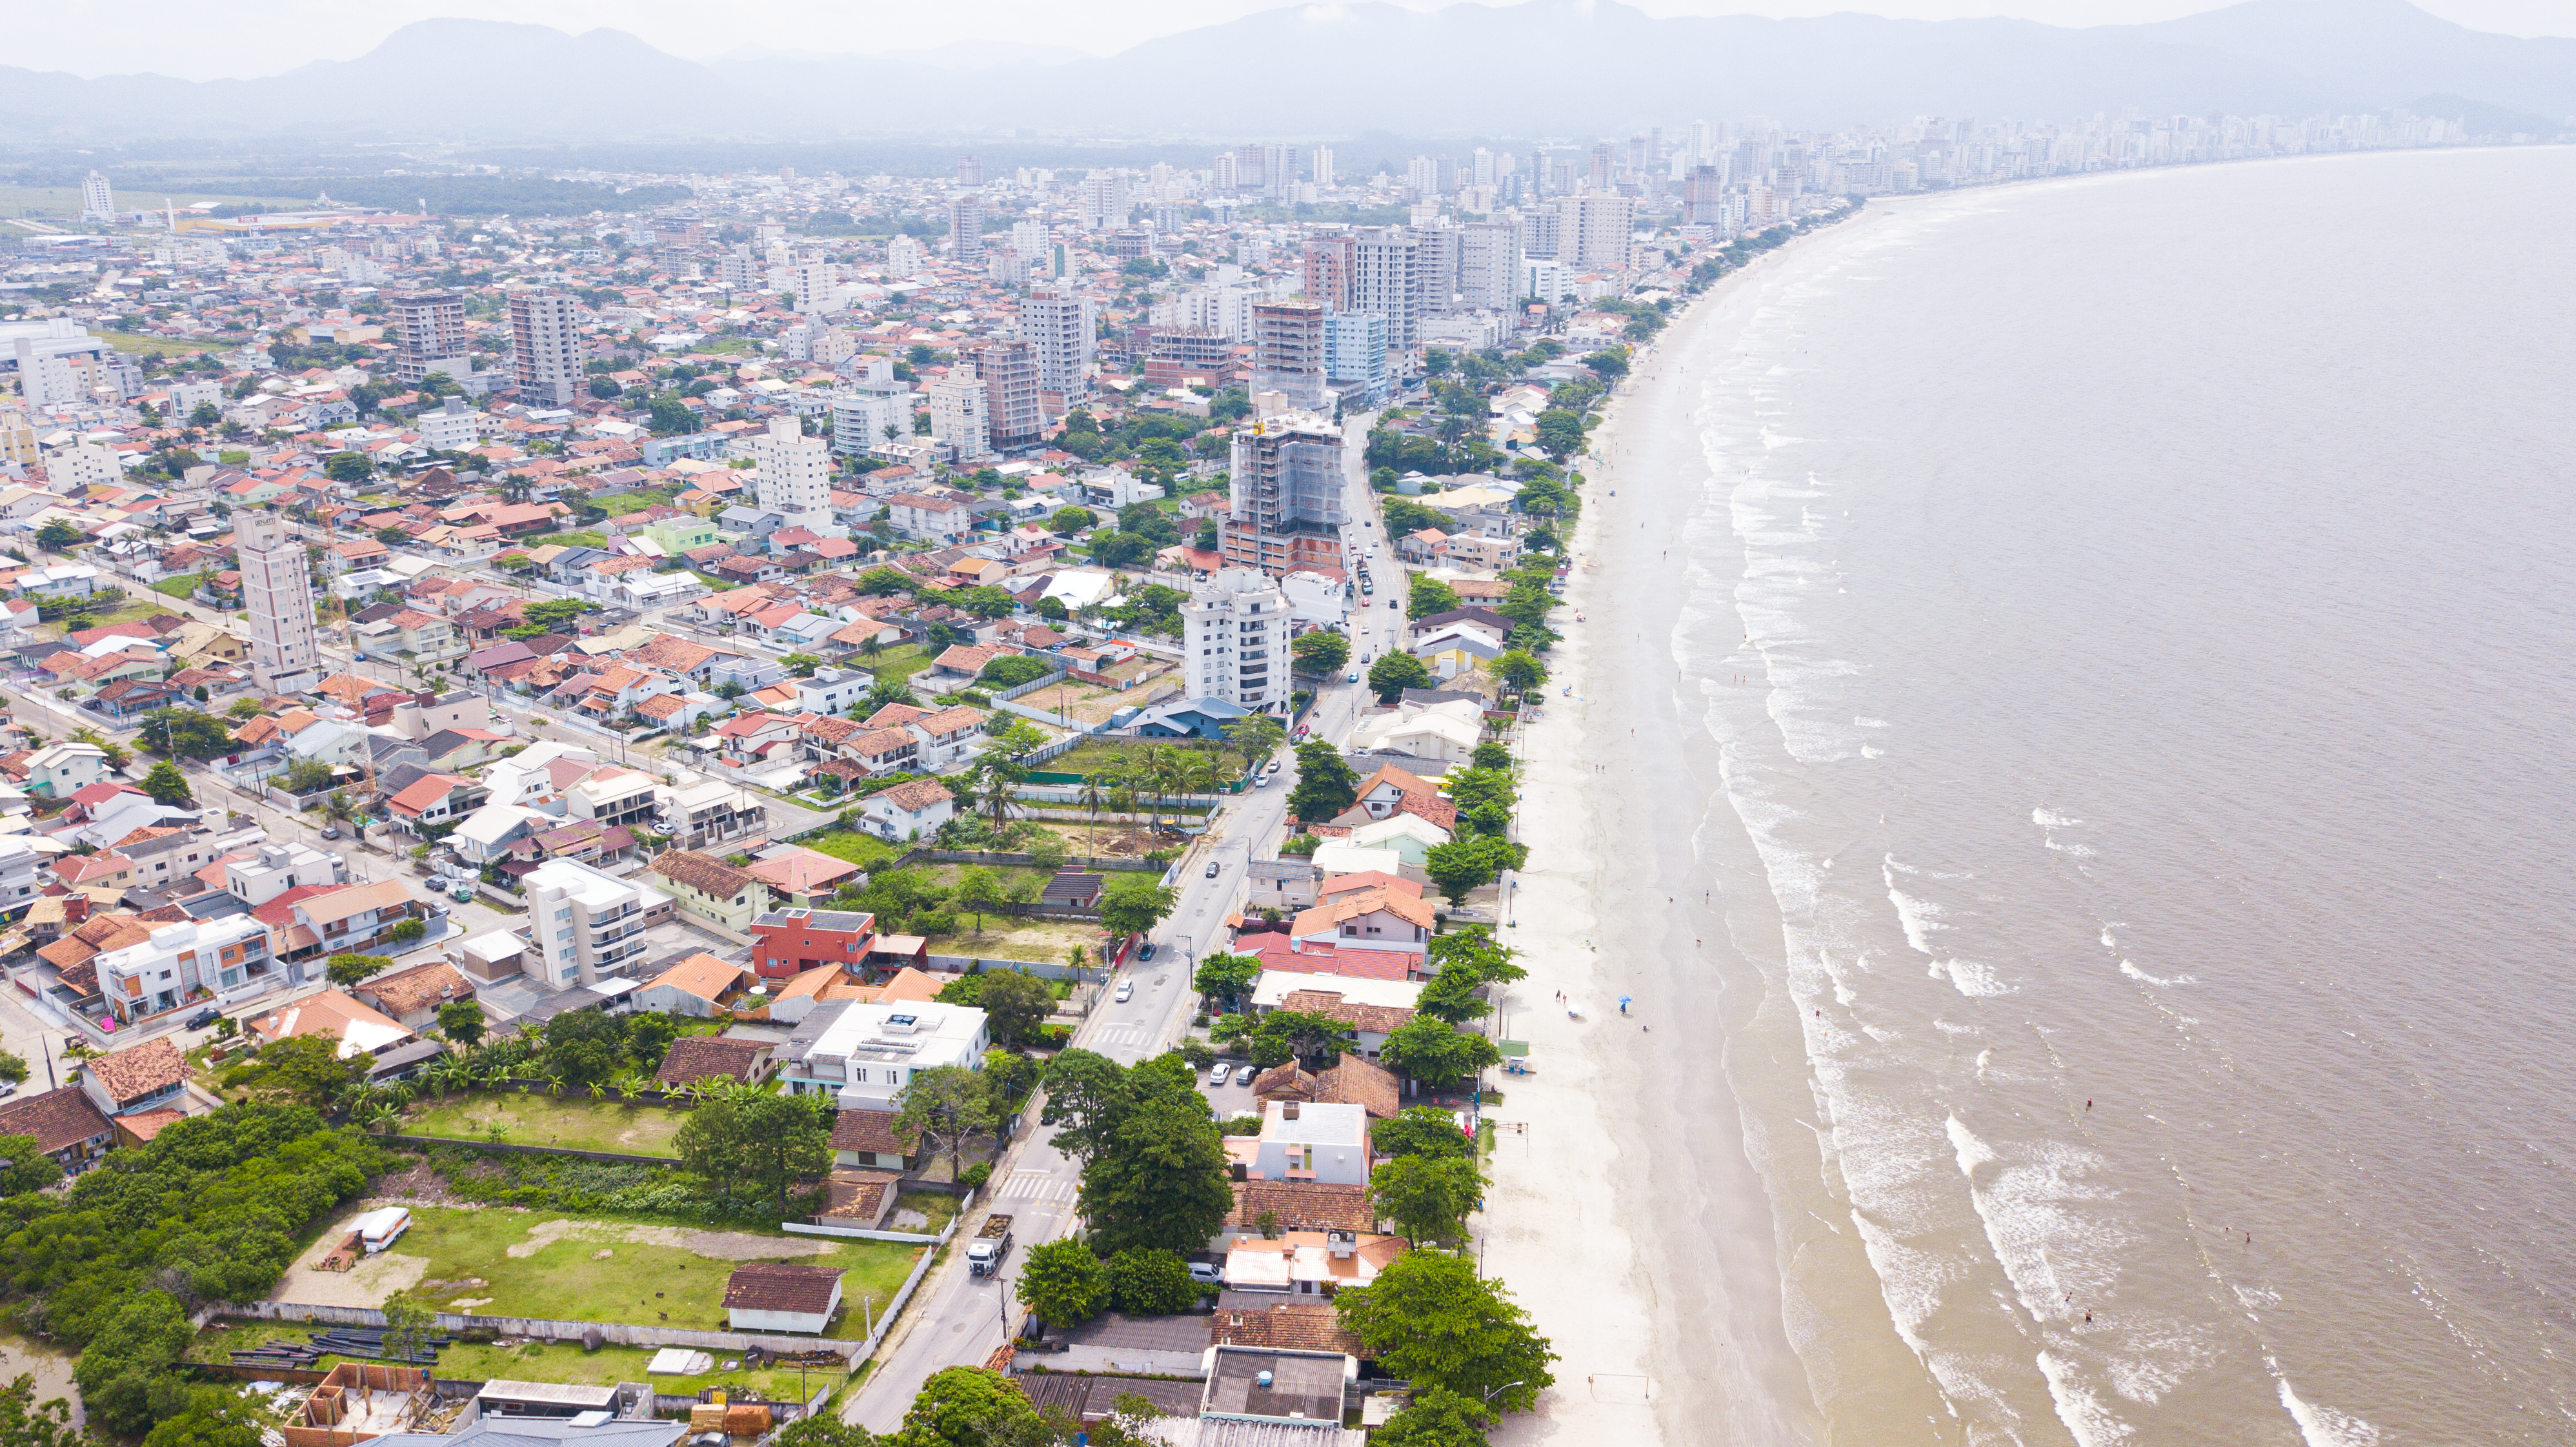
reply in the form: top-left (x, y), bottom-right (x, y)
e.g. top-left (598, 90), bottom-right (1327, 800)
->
top-left (294, 878), bottom-right (418, 926)
top-left (655, 1035), bottom-right (770, 1086)
top-left (1226, 1178), bottom-right (1374, 1235)
top-left (1251, 1055), bottom-right (1402, 1119)
top-left (830, 1107), bottom-right (921, 1157)
top-left (1277, 989), bottom-right (1416, 1037)
top-left (82, 1035), bottom-right (185, 1106)
top-left (874, 778), bottom-right (953, 813)
top-left (1207, 1298), bottom-right (1368, 1358)
top-left (0, 1084), bottom-right (115, 1155)
top-left (1289, 887), bottom-right (1436, 940)
top-left (743, 847), bottom-right (862, 895)
top-left (359, 960), bottom-right (474, 1018)
top-left (723, 1261), bottom-right (843, 1315)
top-left (644, 951), bottom-right (749, 1004)
top-left (649, 850), bottom-right (760, 900)
top-left (822, 1168), bottom-right (901, 1220)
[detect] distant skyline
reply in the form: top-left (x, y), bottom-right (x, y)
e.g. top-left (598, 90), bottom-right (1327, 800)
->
top-left (13, 0), bottom-right (2575, 82)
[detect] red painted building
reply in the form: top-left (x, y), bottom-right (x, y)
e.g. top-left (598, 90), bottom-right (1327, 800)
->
top-left (749, 907), bottom-right (880, 981)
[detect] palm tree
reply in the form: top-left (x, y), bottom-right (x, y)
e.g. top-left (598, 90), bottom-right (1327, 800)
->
top-left (1075, 774), bottom-right (1111, 858)
top-left (1184, 751), bottom-right (1221, 804)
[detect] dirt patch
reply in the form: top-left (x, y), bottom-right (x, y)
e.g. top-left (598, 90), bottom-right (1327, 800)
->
top-left (508, 1217), bottom-right (839, 1262)
top-left (273, 1235), bottom-right (429, 1309)
top-left (370, 1157), bottom-right (469, 1206)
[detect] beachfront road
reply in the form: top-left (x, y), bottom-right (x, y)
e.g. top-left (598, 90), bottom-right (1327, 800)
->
top-left (843, 751), bottom-right (1294, 1432)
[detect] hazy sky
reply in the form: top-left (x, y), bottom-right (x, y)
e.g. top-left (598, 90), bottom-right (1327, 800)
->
top-left (12, 0), bottom-right (2574, 79)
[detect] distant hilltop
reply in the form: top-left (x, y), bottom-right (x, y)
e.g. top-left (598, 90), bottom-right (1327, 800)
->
top-left (2, 0), bottom-right (2571, 142)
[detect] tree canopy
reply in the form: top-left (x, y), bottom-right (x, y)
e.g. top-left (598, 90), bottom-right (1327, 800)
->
top-left (674, 1091), bottom-right (835, 1215)
top-left (1336, 1250), bottom-right (1556, 1415)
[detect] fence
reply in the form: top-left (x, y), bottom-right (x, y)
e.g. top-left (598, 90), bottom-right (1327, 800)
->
top-left (781, 1213), bottom-right (956, 1247)
top-left (991, 669), bottom-right (1071, 703)
top-left (230, 1302), bottom-right (870, 1364)
top-left (382, 1133), bottom-right (682, 1168)
top-left (897, 847), bottom-right (1161, 874)
top-left (845, 1209), bottom-right (952, 1366)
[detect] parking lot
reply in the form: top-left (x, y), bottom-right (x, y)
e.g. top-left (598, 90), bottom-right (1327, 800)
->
top-left (1199, 1058), bottom-right (1266, 1123)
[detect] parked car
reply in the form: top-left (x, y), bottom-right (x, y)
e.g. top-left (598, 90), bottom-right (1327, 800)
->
top-left (319, 826), bottom-right (341, 840)
top-left (1208, 1062), bottom-right (1231, 1088)
top-left (1115, 980), bottom-right (1134, 1003)
top-left (1234, 1063), bottom-right (1258, 1086)
top-left (1188, 1262), bottom-right (1224, 1286)
top-left (1204, 860), bottom-right (1221, 878)
top-left (1138, 941), bottom-right (1156, 961)
top-left (1388, 597), bottom-right (1400, 609)
top-left (185, 1006), bottom-right (220, 1031)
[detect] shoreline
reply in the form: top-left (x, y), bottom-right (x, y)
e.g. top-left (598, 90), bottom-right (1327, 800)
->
top-left (1486, 218), bottom-right (1871, 1447)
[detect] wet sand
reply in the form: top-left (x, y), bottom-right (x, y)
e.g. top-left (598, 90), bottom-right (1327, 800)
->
top-left (1487, 231), bottom-right (1862, 1447)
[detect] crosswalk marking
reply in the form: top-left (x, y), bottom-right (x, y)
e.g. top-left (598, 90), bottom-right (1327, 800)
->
top-left (996, 1171), bottom-right (1076, 1203)
top-left (1094, 1024), bottom-right (1141, 1047)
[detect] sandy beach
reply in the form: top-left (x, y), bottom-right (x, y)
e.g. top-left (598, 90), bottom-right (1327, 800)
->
top-left (1485, 214), bottom-right (1927, 1447)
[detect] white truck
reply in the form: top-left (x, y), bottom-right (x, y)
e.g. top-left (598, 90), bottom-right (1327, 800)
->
top-left (967, 1213), bottom-right (1014, 1276)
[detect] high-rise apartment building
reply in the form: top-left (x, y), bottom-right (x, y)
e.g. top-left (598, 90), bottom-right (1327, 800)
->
top-left (1301, 235), bottom-right (1355, 312)
top-left (1023, 282), bottom-right (1094, 407)
top-left (1407, 156), bottom-right (1438, 197)
top-left (1262, 144), bottom-right (1298, 199)
top-left (1223, 410), bottom-right (1347, 577)
top-left (237, 512), bottom-right (321, 694)
top-left (1458, 221), bottom-right (1526, 315)
top-left (927, 363), bottom-right (994, 465)
top-left (1325, 312), bottom-right (1389, 405)
top-left (958, 154), bottom-right (985, 186)
top-left (1564, 194), bottom-right (1638, 270)
top-left (949, 193), bottom-right (985, 263)
top-left (525, 858), bottom-right (670, 991)
top-left (750, 415), bottom-right (834, 529)
top-left (1080, 171), bottom-right (1127, 231)
top-left (830, 357), bottom-right (912, 458)
top-left (887, 236), bottom-right (927, 278)
top-left (1684, 166), bottom-right (1728, 226)
top-left (1311, 147), bottom-right (1336, 187)
top-left (787, 261), bottom-right (838, 313)
top-left (1413, 227), bottom-right (1458, 319)
top-left (1351, 228), bottom-right (1421, 351)
top-left (971, 341), bottom-right (1045, 450)
top-left (1251, 299), bottom-right (1327, 412)
top-left (390, 291), bottom-right (468, 387)
top-left (1472, 148), bottom-right (1496, 188)
top-left (1183, 569), bottom-right (1292, 715)
top-left (507, 290), bottom-right (581, 406)
top-left (1517, 207), bottom-right (1563, 261)
top-left (79, 171), bottom-right (114, 223)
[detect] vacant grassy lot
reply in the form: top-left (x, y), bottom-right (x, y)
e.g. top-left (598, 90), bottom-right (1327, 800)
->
top-left (1049, 736), bottom-right (1245, 782)
top-left (860, 643), bottom-right (936, 682)
top-left (923, 913), bottom-right (1101, 964)
top-left (284, 1205), bottom-right (921, 1337)
top-left (194, 1322), bottom-right (835, 1401)
top-left (401, 1094), bottom-right (688, 1158)
top-left (800, 829), bottom-right (901, 871)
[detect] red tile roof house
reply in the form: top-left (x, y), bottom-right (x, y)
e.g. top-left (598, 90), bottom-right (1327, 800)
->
top-left (0, 1085), bottom-right (117, 1173)
top-left (723, 1261), bottom-right (845, 1334)
top-left (78, 1035), bottom-right (187, 1118)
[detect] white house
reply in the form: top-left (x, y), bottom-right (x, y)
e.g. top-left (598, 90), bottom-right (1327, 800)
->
top-left (854, 778), bottom-right (954, 843)
top-left (1249, 1099), bottom-right (1373, 1186)
top-left (723, 1262), bottom-right (844, 1334)
top-left (776, 999), bottom-right (990, 1109)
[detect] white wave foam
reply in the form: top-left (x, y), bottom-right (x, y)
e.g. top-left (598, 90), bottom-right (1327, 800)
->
top-left (1861, 745), bottom-right (1886, 758)
top-left (1884, 861), bottom-right (1946, 954)
top-left (1975, 1048), bottom-right (1993, 1080)
top-left (1946, 959), bottom-right (2013, 997)
top-left (2100, 923), bottom-right (2123, 949)
top-left (1854, 715), bottom-right (1889, 727)
top-left (2033, 807), bottom-right (2084, 829)
top-left (2278, 1379), bottom-right (2384, 1447)
top-left (1945, 1113), bottom-right (1996, 1179)
top-left (2038, 1351), bottom-right (2136, 1446)
top-left (2046, 838), bottom-right (2099, 858)
top-left (2118, 958), bottom-right (2194, 987)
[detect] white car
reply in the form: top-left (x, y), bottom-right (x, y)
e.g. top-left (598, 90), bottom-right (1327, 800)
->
top-left (1115, 980), bottom-right (1134, 1003)
top-left (1209, 1062), bottom-right (1231, 1087)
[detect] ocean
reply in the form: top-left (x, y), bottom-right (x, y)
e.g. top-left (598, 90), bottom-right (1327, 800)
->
top-left (1667, 147), bottom-right (2576, 1444)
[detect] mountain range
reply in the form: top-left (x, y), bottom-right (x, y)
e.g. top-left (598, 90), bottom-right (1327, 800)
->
top-left (3, 0), bottom-right (2570, 145)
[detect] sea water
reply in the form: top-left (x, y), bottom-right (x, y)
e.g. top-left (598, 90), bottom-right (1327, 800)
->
top-left (1675, 147), bottom-right (2576, 1444)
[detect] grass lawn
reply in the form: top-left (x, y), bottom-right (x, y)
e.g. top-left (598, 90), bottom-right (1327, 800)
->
top-left (799, 830), bottom-right (900, 871)
top-left (592, 487), bottom-right (682, 517)
top-left (150, 576), bottom-right (203, 598)
top-left (887, 1189), bottom-right (961, 1236)
top-left (194, 1322), bottom-right (845, 1401)
top-left (923, 914), bottom-right (1102, 964)
top-left (339, 1206), bottom-right (922, 1336)
top-left (401, 1093), bottom-right (689, 1158)
top-left (527, 529), bottom-right (611, 549)
top-left (860, 644), bottom-right (935, 682)
top-left (1049, 736), bottom-right (1245, 782)
top-left (97, 330), bottom-right (230, 358)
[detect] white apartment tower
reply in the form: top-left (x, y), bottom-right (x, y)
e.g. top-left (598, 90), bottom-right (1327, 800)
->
top-left (1311, 147), bottom-right (1336, 187)
top-left (507, 290), bottom-right (582, 405)
top-left (237, 511), bottom-right (321, 693)
top-left (79, 171), bottom-right (114, 223)
top-left (1080, 171), bottom-right (1127, 231)
top-left (949, 192), bottom-right (985, 263)
top-left (750, 415), bottom-right (835, 529)
top-left (1458, 221), bottom-right (1526, 316)
top-left (1351, 227), bottom-right (1422, 352)
top-left (831, 357), bottom-right (913, 458)
top-left (391, 291), bottom-right (470, 387)
top-left (887, 236), bottom-right (927, 278)
top-left (1183, 569), bottom-right (1292, 716)
top-left (1562, 194), bottom-right (1638, 270)
top-left (928, 363), bottom-right (995, 465)
top-left (1023, 281), bottom-right (1094, 407)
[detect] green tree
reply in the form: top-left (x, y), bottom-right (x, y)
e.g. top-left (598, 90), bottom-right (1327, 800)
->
top-left (1334, 1250), bottom-right (1556, 1414)
top-left (380, 1294), bottom-right (435, 1368)
top-left (864, 679), bottom-right (919, 714)
top-left (1470, 741), bottom-right (1513, 771)
top-left (238, 1034), bottom-right (362, 1109)
top-left (1424, 842), bottom-right (1497, 906)
top-left (34, 520), bottom-right (85, 551)
top-left (1014, 1239), bottom-right (1111, 1328)
top-left (1375, 1385), bottom-right (1498, 1447)
top-left (1374, 1106), bottom-right (1475, 1164)
top-left (1371, 1154), bottom-right (1484, 1246)
top-left (0, 1133), bottom-right (63, 1195)
top-left (1493, 650), bottom-right (1547, 692)
top-left (74, 1290), bottom-right (194, 1436)
top-left (323, 450), bottom-right (373, 483)
top-left (1098, 874), bottom-right (1177, 942)
top-left (1379, 1019), bottom-right (1503, 1088)
top-left (1369, 652), bottom-right (1434, 703)
top-left (435, 998), bottom-right (486, 1047)
top-left (72, 728), bottom-right (129, 771)
top-left (1286, 738), bottom-right (1359, 823)
top-left (1583, 349), bottom-right (1629, 379)
top-left (1191, 951), bottom-right (1262, 1013)
top-left (674, 1091), bottom-right (835, 1215)
top-left (1416, 967), bottom-right (1494, 1026)
top-left (1533, 408), bottom-right (1587, 462)
top-left (625, 1011), bottom-right (683, 1071)
top-left (1036, 1049), bottom-right (1132, 1166)
top-left (1289, 629), bottom-right (1349, 676)
top-left (0, 1050), bottom-right (26, 1086)
top-left (890, 1367), bottom-right (1047, 1447)
top-left (978, 654), bottom-right (1052, 689)
top-left (539, 1009), bottom-right (625, 1085)
top-left (324, 952), bottom-right (391, 987)
top-left (1, 1374), bottom-right (87, 1447)
top-left (145, 707), bottom-right (237, 759)
top-left (1048, 505), bottom-right (1097, 535)
top-left (892, 1064), bottom-right (998, 1180)
top-left (973, 970), bottom-right (1055, 1048)
top-left (1106, 1248), bottom-right (1204, 1315)
top-left (1222, 711), bottom-right (1286, 776)
top-left (781, 652), bottom-right (823, 678)
top-left (1408, 575), bottom-right (1462, 620)
top-left (1079, 1092), bottom-right (1234, 1255)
